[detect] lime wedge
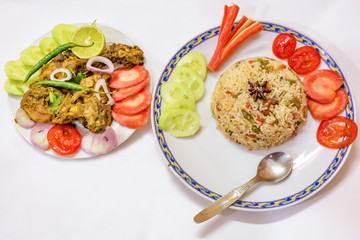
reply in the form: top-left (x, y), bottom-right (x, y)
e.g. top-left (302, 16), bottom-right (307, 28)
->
top-left (71, 25), bottom-right (105, 59)
top-left (52, 24), bottom-right (78, 45)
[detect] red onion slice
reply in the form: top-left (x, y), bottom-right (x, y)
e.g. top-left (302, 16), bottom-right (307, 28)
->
top-left (30, 123), bottom-right (54, 151)
top-left (50, 68), bottom-right (72, 81)
top-left (86, 56), bottom-right (115, 74)
top-left (81, 126), bottom-right (117, 155)
top-left (95, 78), bottom-right (115, 105)
top-left (15, 108), bottom-right (35, 129)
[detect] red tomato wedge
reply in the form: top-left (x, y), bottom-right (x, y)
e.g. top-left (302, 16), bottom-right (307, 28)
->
top-left (112, 89), bottom-right (152, 115)
top-left (112, 76), bottom-right (149, 101)
top-left (109, 66), bottom-right (149, 89)
top-left (303, 69), bottom-right (343, 103)
top-left (317, 116), bottom-right (358, 149)
top-left (308, 88), bottom-right (348, 120)
top-left (288, 46), bottom-right (321, 75)
top-left (112, 106), bottom-right (151, 129)
top-left (47, 125), bottom-right (82, 155)
top-left (272, 33), bottom-right (297, 59)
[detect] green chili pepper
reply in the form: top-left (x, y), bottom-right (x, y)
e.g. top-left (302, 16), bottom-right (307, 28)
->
top-left (24, 42), bottom-right (94, 82)
top-left (35, 80), bottom-right (117, 94)
top-left (241, 109), bottom-right (254, 124)
top-left (285, 79), bottom-right (296, 85)
top-left (252, 125), bottom-right (260, 133)
top-left (292, 97), bottom-right (301, 108)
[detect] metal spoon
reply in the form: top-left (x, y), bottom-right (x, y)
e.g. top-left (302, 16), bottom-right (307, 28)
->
top-left (193, 152), bottom-right (293, 223)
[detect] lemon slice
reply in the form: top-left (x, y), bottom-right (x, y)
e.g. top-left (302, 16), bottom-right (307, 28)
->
top-left (71, 25), bottom-right (106, 59)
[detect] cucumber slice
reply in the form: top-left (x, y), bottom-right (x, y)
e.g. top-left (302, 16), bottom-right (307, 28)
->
top-left (177, 52), bottom-right (207, 80)
top-left (171, 65), bottom-right (205, 101)
top-left (161, 98), bottom-right (197, 112)
top-left (4, 60), bottom-right (40, 81)
top-left (20, 46), bottom-right (45, 66)
top-left (52, 23), bottom-right (78, 45)
top-left (161, 81), bottom-right (195, 103)
top-left (159, 109), bottom-right (200, 137)
top-left (4, 79), bottom-right (31, 96)
top-left (39, 37), bottom-right (59, 54)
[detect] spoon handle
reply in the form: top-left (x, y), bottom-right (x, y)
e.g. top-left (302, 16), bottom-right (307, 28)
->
top-left (193, 176), bottom-right (260, 223)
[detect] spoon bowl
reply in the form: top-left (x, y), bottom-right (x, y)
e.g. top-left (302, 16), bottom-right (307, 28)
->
top-left (257, 152), bottom-right (293, 182)
top-left (193, 151), bottom-right (293, 223)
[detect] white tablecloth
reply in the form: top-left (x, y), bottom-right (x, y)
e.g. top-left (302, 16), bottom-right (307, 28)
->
top-left (1, 0), bottom-right (359, 239)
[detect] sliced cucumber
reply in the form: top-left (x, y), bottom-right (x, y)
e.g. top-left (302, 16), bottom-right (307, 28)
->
top-left (4, 79), bottom-right (31, 96)
top-left (161, 81), bottom-right (195, 103)
top-left (177, 52), bottom-right (207, 80)
top-left (20, 46), bottom-right (45, 66)
top-left (52, 23), bottom-right (77, 45)
top-left (161, 98), bottom-right (197, 112)
top-left (39, 37), bottom-right (59, 54)
top-left (170, 65), bottom-right (205, 101)
top-left (159, 109), bottom-right (200, 137)
top-left (4, 60), bottom-right (40, 81)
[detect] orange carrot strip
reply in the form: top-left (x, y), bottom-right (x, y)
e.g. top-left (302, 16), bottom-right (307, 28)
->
top-left (216, 22), bottom-right (263, 69)
top-left (228, 15), bottom-right (248, 41)
top-left (207, 4), bottom-right (240, 72)
top-left (228, 18), bottom-right (254, 43)
top-left (218, 5), bottom-right (229, 38)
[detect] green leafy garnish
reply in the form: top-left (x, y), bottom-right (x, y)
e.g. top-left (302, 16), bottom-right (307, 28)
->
top-left (66, 67), bottom-right (86, 84)
top-left (49, 89), bottom-right (61, 111)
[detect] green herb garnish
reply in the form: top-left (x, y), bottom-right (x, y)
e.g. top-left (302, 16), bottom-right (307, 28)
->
top-left (66, 67), bottom-right (86, 84)
top-left (49, 89), bottom-right (61, 111)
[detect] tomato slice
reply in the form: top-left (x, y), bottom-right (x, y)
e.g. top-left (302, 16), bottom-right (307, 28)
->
top-left (112, 106), bottom-right (150, 129)
top-left (272, 33), bottom-right (297, 59)
top-left (112, 89), bottom-right (152, 115)
top-left (303, 69), bottom-right (343, 103)
top-left (288, 46), bottom-right (321, 75)
top-left (308, 88), bottom-right (348, 120)
top-left (109, 66), bottom-right (149, 89)
top-left (112, 76), bottom-right (149, 101)
top-left (317, 116), bottom-right (358, 149)
top-left (47, 125), bottom-right (82, 155)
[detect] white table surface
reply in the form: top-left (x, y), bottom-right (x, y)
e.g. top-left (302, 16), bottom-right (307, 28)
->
top-left (1, 0), bottom-right (359, 239)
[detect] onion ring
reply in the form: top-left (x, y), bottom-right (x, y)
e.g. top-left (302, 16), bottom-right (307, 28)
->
top-left (50, 68), bottom-right (72, 81)
top-left (30, 123), bottom-right (54, 151)
top-left (81, 126), bottom-right (117, 155)
top-left (95, 78), bottom-right (115, 105)
top-left (15, 108), bottom-right (35, 129)
top-left (86, 56), bottom-right (115, 74)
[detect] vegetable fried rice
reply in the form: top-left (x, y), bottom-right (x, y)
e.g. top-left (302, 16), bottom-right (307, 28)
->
top-left (211, 57), bottom-right (307, 150)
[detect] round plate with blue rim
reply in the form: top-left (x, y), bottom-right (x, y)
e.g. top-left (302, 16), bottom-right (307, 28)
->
top-left (151, 22), bottom-right (355, 211)
top-left (8, 23), bottom-right (151, 159)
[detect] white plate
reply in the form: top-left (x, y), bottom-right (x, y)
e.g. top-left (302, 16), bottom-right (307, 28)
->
top-left (8, 23), bottom-right (151, 158)
top-left (151, 22), bottom-right (356, 211)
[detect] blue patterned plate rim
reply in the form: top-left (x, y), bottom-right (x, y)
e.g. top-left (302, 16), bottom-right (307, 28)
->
top-left (151, 22), bottom-right (355, 210)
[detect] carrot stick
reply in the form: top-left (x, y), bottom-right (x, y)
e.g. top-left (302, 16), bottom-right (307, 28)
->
top-left (207, 4), bottom-right (240, 72)
top-left (218, 5), bottom-right (229, 38)
top-left (227, 15), bottom-right (248, 41)
top-left (228, 18), bottom-right (254, 43)
top-left (216, 22), bottom-right (263, 70)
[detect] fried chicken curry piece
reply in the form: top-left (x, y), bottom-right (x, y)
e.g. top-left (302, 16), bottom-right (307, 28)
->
top-left (101, 43), bottom-right (144, 68)
top-left (21, 42), bottom-right (145, 134)
top-left (40, 51), bottom-right (88, 81)
top-left (20, 84), bottom-right (112, 134)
